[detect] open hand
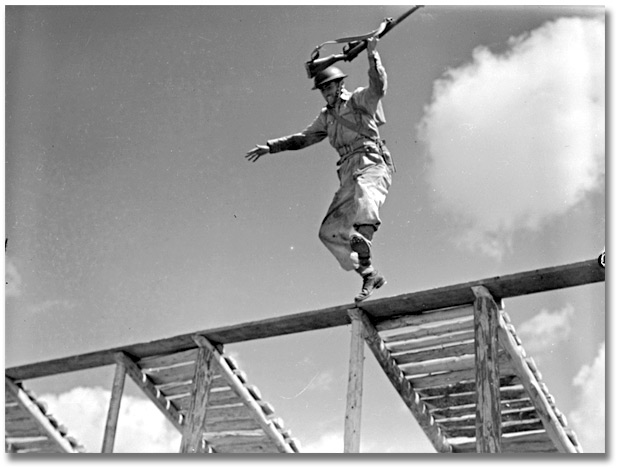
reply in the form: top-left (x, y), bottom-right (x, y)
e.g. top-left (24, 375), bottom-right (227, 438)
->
top-left (245, 144), bottom-right (269, 162)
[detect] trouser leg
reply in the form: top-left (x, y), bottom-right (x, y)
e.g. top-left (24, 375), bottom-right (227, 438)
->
top-left (319, 161), bottom-right (391, 272)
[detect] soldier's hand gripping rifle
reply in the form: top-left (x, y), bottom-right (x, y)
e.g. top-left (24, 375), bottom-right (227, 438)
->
top-left (305, 5), bottom-right (424, 79)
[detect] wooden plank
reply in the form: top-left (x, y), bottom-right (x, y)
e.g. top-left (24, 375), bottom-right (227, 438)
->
top-left (201, 418), bottom-right (262, 433)
top-left (472, 286), bottom-right (501, 453)
top-left (138, 349), bottom-right (199, 370)
top-left (423, 386), bottom-right (527, 410)
top-left (445, 419), bottom-right (544, 439)
top-left (4, 377), bottom-right (79, 453)
top-left (388, 330), bottom-right (475, 354)
top-left (102, 358), bottom-right (127, 453)
top-left (393, 341), bottom-right (475, 365)
top-left (212, 442), bottom-right (281, 453)
top-left (142, 363), bottom-right (199, 386)
top-left (497, 315), bottom-right (579, 453)
top-left (377, 306), bottom-right (474, 332)
top-left (116, 353), bottom-right (183, 432)
top-left (381, 315), bottom-right (473, 344)
top-left (180, 346), bottom-right (216, 453)
top-left (6, 259), bottom-right (604, 382)
top-left (451, 430), bottom-right (557, 453)
top-left (193, 335), bottom-right (295, 453)
top-left (351, 309), bottom-right (452, 453)
top-left (344, 310), bottom-right (364, 453)
top-left (408, 359), bottom-right (515, 389)
top-left (418, 375), bottom-right (520, 397)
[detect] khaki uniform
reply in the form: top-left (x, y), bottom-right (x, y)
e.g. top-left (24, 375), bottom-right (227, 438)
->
top-left (267, 51), bottom-right (393, 271)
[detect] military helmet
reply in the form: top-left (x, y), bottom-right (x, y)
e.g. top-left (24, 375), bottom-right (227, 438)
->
top-left (312, 66), bottom-right (348, 90)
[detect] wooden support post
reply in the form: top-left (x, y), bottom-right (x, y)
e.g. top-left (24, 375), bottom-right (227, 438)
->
top-left (179, 344), bottom-right (216, 453)
top-left (101, 356), bottom-right (127, 453)
top-left (344, 309), bottom-right (365, 453)
top-left (471, 286), bottom-right (501, 453)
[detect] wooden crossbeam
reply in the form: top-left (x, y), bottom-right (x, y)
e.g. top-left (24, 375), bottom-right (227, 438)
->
top-left (6, 259), bottom-right (604, 382)
top-left (349, 309), bottom-right (452, 453)
top-left (5, 377), bottom-right (79, 453)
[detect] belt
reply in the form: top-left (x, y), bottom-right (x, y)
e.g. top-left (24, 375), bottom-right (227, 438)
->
top-left (337, 139), bottom-right (370, 157)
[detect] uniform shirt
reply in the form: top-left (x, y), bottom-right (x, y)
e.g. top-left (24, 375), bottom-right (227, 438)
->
top-left (267, 50), bottom-right (387, 161)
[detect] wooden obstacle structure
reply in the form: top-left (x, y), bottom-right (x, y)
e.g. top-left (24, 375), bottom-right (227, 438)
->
top-left (5, 258), bottom-right (605, 453)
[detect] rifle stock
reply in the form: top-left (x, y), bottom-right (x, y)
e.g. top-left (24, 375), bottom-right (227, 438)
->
top-left (305, 5), bottom-right (423, 78)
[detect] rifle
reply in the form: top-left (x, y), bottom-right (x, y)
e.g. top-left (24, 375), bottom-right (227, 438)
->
top-left (305, 5), bottom-right (424, 79)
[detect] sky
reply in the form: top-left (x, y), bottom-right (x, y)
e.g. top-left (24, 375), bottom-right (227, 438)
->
top-left (3, 1), bottom-right (611, 458)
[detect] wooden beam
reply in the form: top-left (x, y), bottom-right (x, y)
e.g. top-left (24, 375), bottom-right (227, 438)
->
top-left (115, 353), bottom-right (183, 432)
top-left (192, 335), bottom-right (295, 453)
top-left (180, 346), bottom-right (216, 453)
top-left (472, 286), bottom-right (501, 453)
top-left (344, 310), bottom-right (365, 453)
top-left (6, 259), bottom-right (604, 381)
top-left (4, 377), bottom-right (79, 453)
top-left (497, 314), bottom-right (579, 453)
top-left (349, 309), bottom-right (452, 453)
top-left (101, 358), bottom-right (127, 453)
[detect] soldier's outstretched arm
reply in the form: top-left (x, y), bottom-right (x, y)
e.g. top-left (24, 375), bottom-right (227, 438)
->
top-left (245, 144), bottom-right (270, 162)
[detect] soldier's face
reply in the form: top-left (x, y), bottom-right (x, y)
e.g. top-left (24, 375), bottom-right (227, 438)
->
top-left (319, 81), bottom-right (341, 106)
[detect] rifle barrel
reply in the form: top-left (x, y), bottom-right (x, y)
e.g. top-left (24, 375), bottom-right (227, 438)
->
top-left (343, 5), bottom-right (424, 60)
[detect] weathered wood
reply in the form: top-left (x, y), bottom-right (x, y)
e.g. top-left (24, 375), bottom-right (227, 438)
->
top-left (115, 353), bottom-right (183, 432)
top-left (452, 430), bottom-right (557, 453)
top-left (418, 375), bottom-right (519, 397)
top-left (344, 310), bottom-right (365, 453)
top-left (138, 348), bottom-right (199, 370)
top-left (101, 357), bottom-right (127, 453)
top-left (6, 259), bottom-right (603, 382)
top-left (386, 330), bottom-right (474, 354)
top-left (180, 346), bottom-right (216, 453)
top-left (377, 306), bottom-right (474, 332)
top-left (193, 335), bottom-right (295, 453)
top-left (472, 286), bottom-right (501, 453)
top-left (497, 314), bottom-right (580, 453)
top-left (408, 359), bottom-right (514, 389)
top-left (352, 310), bottom-right (452, 452)
top-left (423, 386), bottom-right (526, 410)
top-left (382, 315), bottom-right (473, 343)
top-left (201, 418), bottom-right (262, 433)
top-left (393, 341), bottom-right (475, 365)
top-left (400, 351), bottom-right (508, 376)
top-left (444, 418), bottom-right (544, 438)
top-left (431, 398), bottom-right (534, 419)
top-left (213, 442), bottom-right (281, 453)
top-left (142, 363), bottom-right (199, 386)
top-left (4, 377), bottom-right (79, 453)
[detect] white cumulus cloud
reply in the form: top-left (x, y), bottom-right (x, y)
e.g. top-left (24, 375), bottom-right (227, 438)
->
top-left (418, 16), bottom-right (605, 259)
top-left (40, 386), bottom-right (181, 453)
top-left (516, 304), bottom-right (574, 355)
top-left (568, 342), bottom-right (605, 453)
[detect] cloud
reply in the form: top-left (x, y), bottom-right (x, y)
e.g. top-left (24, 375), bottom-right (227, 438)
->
top-left (40, 386), bottom-right (181, 453)
top-left (568, 342), bottom-right (605, 453)
top-left (418, 16), bottom-right (605, 259)
top-left (5, 258), bottom-right (22, 297)
top-left (516, 304), bottom-right (574, 355)
top-left (303, 430), bottom-right (343, 453)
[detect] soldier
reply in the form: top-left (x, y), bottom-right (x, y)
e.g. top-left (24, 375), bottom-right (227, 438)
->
top-left (245, 37), bottom-right (394, 302)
